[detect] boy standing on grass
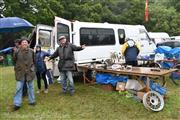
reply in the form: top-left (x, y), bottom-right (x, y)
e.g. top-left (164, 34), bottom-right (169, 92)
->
top-left (13, 39), bottom-right (36, 111)
top-left (35, 45), bottom-right (51, 94)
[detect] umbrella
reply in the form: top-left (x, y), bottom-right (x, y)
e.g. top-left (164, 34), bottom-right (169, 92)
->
top-left (0, 17), bottom-right (34, 33)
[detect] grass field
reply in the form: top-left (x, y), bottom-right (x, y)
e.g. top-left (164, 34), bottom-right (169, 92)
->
top-left (0, 66), bottom-right (180, 120)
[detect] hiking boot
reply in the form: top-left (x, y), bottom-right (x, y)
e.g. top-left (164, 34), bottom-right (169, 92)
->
top-left (44, 89), bottom-right (48, 94)
top-left (59, 91), bottom-right (67, 96)
top-left (29, 102), bottom-right (36, 106)
top-left (13, 105), bottom-right (20, 111)
top-left (70, 92), bottom-right (74, 96)
top-left (36, 90), bottom-right (41, 94)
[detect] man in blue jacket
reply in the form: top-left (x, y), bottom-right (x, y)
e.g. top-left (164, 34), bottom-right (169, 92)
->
top-left (122, 38), bottom-right (140, 66)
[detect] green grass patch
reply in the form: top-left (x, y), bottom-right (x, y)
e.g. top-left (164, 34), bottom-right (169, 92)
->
top-left (0, 66), bottom-right (180, 120)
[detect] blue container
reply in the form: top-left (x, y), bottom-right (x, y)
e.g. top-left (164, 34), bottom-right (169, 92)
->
top-left (142, 78), bottom-right (167, 95)
top-left (150, 82), bottom-right (167, 95)
top-left (171, 72), bottom-right (180, 79)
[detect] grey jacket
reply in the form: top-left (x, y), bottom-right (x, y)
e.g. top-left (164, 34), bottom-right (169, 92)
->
top-left (50, 42), bottom-right (83, 71)
top-left (13, 48), bottom-right (35, 81)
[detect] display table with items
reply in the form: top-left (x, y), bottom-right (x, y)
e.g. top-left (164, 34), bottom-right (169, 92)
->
top-left (78, 64), bottom-right (177, 112)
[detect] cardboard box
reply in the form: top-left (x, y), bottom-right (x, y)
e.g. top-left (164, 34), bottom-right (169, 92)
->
top-left (116, 82), bottom-right (126, 91)
top-left (137, 92), bottom-right (145, 100)
top-left (101, 84), bottom-right (115, 91)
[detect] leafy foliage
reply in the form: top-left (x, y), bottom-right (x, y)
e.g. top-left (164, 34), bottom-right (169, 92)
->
top-left (0, 0), bottom-right (180, 35)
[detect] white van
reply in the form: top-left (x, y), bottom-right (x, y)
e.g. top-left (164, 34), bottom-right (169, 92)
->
top-left (148, 32), bottom-right (171, 44)
top-left (55, 17), bottom-right (156, 63)
top-left (30, 17), bottom-right (156, 76)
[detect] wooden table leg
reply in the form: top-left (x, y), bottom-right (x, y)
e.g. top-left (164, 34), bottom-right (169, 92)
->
top-left (82, 69), bottom-right (95, 84)
top-left (162, 76), bottom-right (166, 87)
top-left (146, 77), bottom-right (150, 91)
top-left (83, 70), bottom-right (86, 84)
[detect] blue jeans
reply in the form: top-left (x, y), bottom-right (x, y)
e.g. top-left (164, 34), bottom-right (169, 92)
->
top-left (13, 80), bottom-right (35, 106)
top-left (60, 71), bottom-right (75, 93)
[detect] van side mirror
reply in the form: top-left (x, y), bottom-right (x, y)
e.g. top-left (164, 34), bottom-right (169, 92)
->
top-left (149, 38), bottom-right (155, 45)
top-left (149, 41), bottom-right (153, 45)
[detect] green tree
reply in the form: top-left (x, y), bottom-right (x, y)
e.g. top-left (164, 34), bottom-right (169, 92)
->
top-left (146, 2), bottom-right (180, 35)
top-left (1, 0), bottom-right (180, 36)
top-left (2, 0), bottom-right (63, 25)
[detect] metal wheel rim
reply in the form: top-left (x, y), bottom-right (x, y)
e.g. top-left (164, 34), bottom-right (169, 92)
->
top-left (143, 91), bottom-right (164, 111)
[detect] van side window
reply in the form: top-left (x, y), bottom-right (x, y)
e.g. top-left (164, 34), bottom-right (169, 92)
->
top-left (57, 23), bottom-right (70, 42)
top-left (118, 29), bottom-right (125, 44)
top-left (80, 28), bottom-right (115, 46)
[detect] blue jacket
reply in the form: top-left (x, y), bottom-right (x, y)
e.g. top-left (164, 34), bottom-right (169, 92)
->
top-left (124, 46), bottom-right (139, 61)
top-left (35, 51), bottom-right (50, 73)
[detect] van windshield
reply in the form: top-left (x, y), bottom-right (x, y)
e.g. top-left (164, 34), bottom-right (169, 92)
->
top-left (139, 29), bottom-right (151, 41)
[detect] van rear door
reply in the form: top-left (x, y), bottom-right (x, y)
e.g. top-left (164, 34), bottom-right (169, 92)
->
top-left (54, 16), bottom-right (72, 47)
top-left (53, 17), bottom-right (72, 76)
top-left (36, 24), bottom-right (54, 51)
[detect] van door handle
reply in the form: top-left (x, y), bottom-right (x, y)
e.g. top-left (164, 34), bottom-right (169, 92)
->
top-left (141, 45), bottom-right (144, 47)
top-left (92, 58), bottom-right (96, 61)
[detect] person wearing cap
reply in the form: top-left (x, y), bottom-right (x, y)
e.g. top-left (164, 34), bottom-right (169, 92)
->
top-left (13, 39), bottom-right (21, 52)
top-left (0, 39), bottom-right (20, 54)
top-left (49, 36), bottom-right (85, 96)
top-left (13, 39), bottom-right (36, 111)
top-left (35, 45), bottom-right (51, 94)
top-left (122, 38), bottom-right (140, 66)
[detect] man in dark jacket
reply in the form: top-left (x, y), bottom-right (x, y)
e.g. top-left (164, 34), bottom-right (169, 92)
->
top-left (14, 39), bottom-right (28, 97)
top-left (13, 39), bottom-right (36, 111)
top-left (49, 36), bottom-right (85, 96)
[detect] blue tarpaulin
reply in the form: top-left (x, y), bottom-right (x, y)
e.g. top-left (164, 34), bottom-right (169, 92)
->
top-left (169, 47), bottom-right (180, 60)
top-left (142, 77), bottom-right (167, 95)
top-left (155, 46), bottom-right (180, 60)
top-left (155, 46), bottom-right (172, 54)
top-left (96, 73), bottom-right (128, 86)
top-left (155, 46), bottom-right (172, 58)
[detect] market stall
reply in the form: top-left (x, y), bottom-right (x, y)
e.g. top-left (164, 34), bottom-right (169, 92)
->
top-left (78, 64), bottom-right (176, 111)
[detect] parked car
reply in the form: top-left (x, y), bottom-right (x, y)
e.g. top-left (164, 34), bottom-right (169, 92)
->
top-left (148, 32), bottom-right (171, 44)
top-left (170, 36), bottom-right (180, 40)
top-left (156, 40), bottom-right (180, 48)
